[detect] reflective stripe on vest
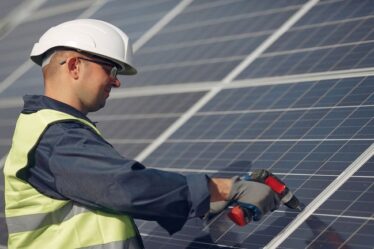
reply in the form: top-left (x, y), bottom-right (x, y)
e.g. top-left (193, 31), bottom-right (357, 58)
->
top-left (4, 109), bottom-right (143, 249)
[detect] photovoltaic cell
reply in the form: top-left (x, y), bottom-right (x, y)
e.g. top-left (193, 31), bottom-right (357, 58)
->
top-left (294, 0), bottom-right (374, 27)
top-left (139, 75), bottom-right (373, 247)
top-left (166, 0), bottom-right (306, 28)
top-left (135, 35), bottom-right (265, 67)
top-left (91, 0), bottom-right (181, 40)
top-left (317, 177), bottom-right (373, 217)
top-left (93, 92), bottom-right (206, 115)
top-left (122, 2), bottom-right (299, 87)
top-left (355, 156), bottom-right (374, 175)
top-left (144, 140), bottom-right (372, 174)
top-left (279, 216), bottom-right (373, 248)
top-left (89, 92), bottom-right (206, 159)
top-left (1, 0), bottom-right (373, 248)
top-left (202, 77), bottom-right (374, 111)
top-left (236, 0), bottom-right (374, 79)
top-left (0, 0), bottom-right (24, 19)
top-left (120, 60), bottom-right (241, 87)
top-left (97, 117), bottom-right (178, 140)
top-left (110, 143), bottom-right (150, 159)
top-left (279, 165), bottom-right (374, 248)
top-left (0, 10), bottom-right (84, 85)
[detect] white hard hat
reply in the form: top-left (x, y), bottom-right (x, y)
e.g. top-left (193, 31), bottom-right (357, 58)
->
top-left (30, 19), bottom-right (137, 75)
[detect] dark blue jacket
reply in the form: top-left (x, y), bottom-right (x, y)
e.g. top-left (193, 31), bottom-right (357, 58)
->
top-left (19, 95), bottom-right (210, 234)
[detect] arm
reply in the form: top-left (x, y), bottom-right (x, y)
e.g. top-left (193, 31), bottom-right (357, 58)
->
top-left (23, 121), bottom-right (210, 233)
top-left (208, 178), bottom-right (232, 202)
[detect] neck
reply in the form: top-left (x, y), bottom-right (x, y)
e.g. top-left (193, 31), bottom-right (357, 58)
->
top-left (44, 90), bottom-right (87, 115)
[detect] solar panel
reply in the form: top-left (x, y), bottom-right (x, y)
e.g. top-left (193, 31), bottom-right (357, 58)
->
top-left (0, 0), bottom-right (373, 248)
top-left (236, 0), bottom-right (374, 79)
top-left (121, 1), bottom-right (304, 87)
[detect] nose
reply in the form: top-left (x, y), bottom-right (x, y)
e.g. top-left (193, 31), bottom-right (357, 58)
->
top-left (111, 77), bottom-right (121, 88)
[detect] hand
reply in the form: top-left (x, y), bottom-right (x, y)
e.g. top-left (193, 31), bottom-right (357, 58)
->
top-left (208, 177), bottom-right (232, 214)
top-left (228, 176), bottom-right (280, 221)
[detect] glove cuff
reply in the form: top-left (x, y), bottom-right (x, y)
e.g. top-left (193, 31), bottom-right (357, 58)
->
top-left (227, 176), bottom-right (242, 200)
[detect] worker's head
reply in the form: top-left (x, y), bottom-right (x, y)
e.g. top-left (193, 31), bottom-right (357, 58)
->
top-left (30, 19), bottom-right (137, 113)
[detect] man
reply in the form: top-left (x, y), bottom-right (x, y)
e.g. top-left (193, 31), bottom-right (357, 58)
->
top-left (3, 19), bottom-right (279, 249)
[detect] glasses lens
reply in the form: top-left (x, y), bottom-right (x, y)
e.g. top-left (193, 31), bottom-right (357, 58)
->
top-left (110, 67), bottom-right (118, 79)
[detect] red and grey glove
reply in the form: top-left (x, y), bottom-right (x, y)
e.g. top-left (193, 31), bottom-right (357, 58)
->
top-left (228, 176), bottom-right (280, 221)
top-left (209, 176), bottom-right (280, 221)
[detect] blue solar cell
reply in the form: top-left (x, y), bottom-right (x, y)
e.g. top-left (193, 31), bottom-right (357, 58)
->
top-left (122, 60), bottom-right (241, 87)
top-left (169, 0), bottom-right (305, 28)
top-left (145, 10), bottom-right (294, 48)
top-left (97, 117), bottom-right (177, 139)
top-left (93, 92), bottom-right (206, 115)
top-left (144, 140), bottom-right (372, 174)
top-left (355, 157), bottom-right (374, 175)
top-left (0, 10), bottom-right (83, 85)
top-left (1, 0), bottom-right (373, 248)
top-left (0, 0), bottom-right (24, 19)
top-left (112, 143), bottom-right (150, 159)
top-left (91, 0), bottom-right (180, 40)
top-left (318, 178), bottom-right (373, 216)
top-left (135, 36), bottom-right (265, 66)
top-left (295, 0), bottom-right (374, 27)
top-left (203, 83), bottom-right (313, 112)
top-left (280, 216), bottom-right (373, 249)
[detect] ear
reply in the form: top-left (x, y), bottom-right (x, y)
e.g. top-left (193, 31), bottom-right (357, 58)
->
top-left (67, 57), bottom-right (80, 79)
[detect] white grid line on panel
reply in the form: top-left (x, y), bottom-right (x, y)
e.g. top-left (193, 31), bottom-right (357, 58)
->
top-left (263, 143), bottom-right (374, 249)
top-left (1, 67), bottom-right (373, 107)
top-left (138, 30), bottom-right (273, 54)
top-left (312, 212), bottom-right (374, 221)
top-left (138, 55), bottom-right (245, 72)
top-left (139, 210), bottom-right (373, 249)
top-left (0, 0), bottom-right (47, 39)
top-left (262, 40), bottom-right (374, 58)
top-left (305, 181), bottom-right (374, 247)
top-left (224, 0), bottom-right (320, 83)
top-left (108, 139), bottom-right (153, 144)
top-left (196, 104), bottom-right (374, 116)
top-left (138, 14), bottom-right (372, 56)
top-left (158, 4), bottom-right (301, 35)
top-left (133, 0), bottom-right (193, 52)
top-left (146, 167), bottom-right (374, 179)
top-left (132, 5), bottom-right (373, 77)
top-left (92, 113), bottom-right (182, 121)
top-left (0, 0), bottom-right (109, 95)
top-left (166, 138), bottom-right (374, 143)
top-left (210, 75), bottom-right (364, 243)
top-left (291, 15), bottom-right (374, 31)
top-left (25, 0), bottom-right (94, 22)
top-left (114, 67), bottom-right (374, 98)
top-left (256, 79), bottom-right (371, 171)
top-left (140, 233), bottom-right (241, 249)
top-left (137, 17), bottom-right (373, 72)
top-left (135, 0), bottom-right (320, 162)
top-left (337, 214), bottom-right (374, 249)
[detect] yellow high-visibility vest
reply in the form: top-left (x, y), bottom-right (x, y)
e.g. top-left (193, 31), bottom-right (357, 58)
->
top-left (4, 109), bottom-right (143, 249)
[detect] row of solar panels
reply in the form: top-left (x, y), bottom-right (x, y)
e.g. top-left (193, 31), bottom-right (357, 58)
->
top-left (1, 0), bottom-right (373, 248)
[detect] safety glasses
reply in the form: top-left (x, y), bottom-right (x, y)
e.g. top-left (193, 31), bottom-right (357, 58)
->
top-left (60, 56), bottom-right (118, 79)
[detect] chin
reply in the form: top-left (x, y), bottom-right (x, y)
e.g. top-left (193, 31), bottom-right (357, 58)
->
top-left (88, 102), bottom-right (106, 113)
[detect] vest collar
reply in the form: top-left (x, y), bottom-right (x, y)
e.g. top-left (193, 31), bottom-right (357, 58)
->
top-left (22, 95), bottom-right (95, 125)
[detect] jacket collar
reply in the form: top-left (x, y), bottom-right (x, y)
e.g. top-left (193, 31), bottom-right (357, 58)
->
top-left (22, 95), bottom-right (95, 125)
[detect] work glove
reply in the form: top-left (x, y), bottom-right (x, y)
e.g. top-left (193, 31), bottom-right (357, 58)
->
top-left (228, 176), bottom-right (280, 221)
top-left (209, 200), bottom-right (228, 214)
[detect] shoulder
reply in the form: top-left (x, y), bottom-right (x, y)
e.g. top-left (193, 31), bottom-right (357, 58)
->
top-left (41, 120), bottom-right (110, 148)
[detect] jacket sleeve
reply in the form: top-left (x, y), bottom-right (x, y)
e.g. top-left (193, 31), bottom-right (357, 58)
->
top-left (23, 121), bottom-right (210, 234)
